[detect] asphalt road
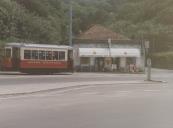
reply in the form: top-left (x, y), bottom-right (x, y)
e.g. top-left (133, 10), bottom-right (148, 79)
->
top-left (0, 72), bottom-right (145, 86)
top-left (0, 69), bottom-right (173, 128)
top-left (0, 68), bottom-right (172, 86)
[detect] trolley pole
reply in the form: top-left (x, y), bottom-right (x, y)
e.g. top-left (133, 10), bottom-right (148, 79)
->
top-left (69, 0), bottom-right (73, 46)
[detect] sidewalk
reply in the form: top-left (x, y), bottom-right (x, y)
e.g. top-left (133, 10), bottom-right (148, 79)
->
top-left (0, 80), bottom-right (157, 97)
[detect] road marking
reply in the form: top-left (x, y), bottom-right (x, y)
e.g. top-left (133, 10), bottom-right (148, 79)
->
top-left (143, 90), bottom-right (161, 92)
top-left (118, 91), bottom-right (131, 93)
top-left (103, 90), bottom-right (132, 98)
top-left (79, 92), bottom-right (99, 95)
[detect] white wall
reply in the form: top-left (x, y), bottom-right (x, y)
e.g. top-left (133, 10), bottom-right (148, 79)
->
top-left (90, 57), bottom-right (95, 66)
top-left (120, 57), bottom-right (126, 68)
top-left (73, 47), bottom-right (80, 66)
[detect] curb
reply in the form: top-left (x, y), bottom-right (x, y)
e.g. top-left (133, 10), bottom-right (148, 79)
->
top-left (144, 80), bottom-right (167, 83)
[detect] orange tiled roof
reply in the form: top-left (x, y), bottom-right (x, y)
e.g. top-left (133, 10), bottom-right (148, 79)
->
top-left (76, 25), bottom-right (130, 40)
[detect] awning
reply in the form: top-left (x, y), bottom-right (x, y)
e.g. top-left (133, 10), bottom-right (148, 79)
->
top-left (79, 48), bottom-right (140, 57)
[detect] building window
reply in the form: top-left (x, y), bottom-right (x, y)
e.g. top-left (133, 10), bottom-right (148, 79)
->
top-left (59, 51), bottom-right (65, 60)
top-left (32, 50), bottom-right (38, 60)
top-left (127, 57), bottom-right (136, 64)
top-left (80, 57), bottom-right (90, 65)
top-left (24, 50), bottom-right (31, 59)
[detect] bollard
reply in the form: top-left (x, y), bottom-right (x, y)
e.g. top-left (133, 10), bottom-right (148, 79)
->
top-left (147, 58), bottom-right (151, 81)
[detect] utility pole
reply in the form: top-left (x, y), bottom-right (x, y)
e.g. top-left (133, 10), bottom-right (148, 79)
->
top-left (108, 38), bottom-right (112, 57)
top-left (108, 38), bottom-right (112, 71)
top-left (145, 41), bottom-right (152, 81)
top-left (69, 0), bottom-right (73, 46)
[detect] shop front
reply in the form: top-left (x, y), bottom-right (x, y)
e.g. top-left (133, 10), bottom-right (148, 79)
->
top-left (77, 48), bottom-right (142, 72)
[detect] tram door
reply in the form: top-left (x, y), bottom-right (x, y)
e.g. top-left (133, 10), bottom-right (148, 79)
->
top-left (12, 47), bottom-right (20, 70)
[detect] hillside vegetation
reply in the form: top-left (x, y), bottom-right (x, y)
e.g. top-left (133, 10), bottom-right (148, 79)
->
top-left (0, 0), bottom-right (173, 52)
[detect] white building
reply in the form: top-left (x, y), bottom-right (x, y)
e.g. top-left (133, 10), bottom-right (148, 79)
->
top-left (73, 25), bottom-right (145, 72)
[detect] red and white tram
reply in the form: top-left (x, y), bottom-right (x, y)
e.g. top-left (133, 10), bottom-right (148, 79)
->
top-left (0, 43), bottom-right (73, 73)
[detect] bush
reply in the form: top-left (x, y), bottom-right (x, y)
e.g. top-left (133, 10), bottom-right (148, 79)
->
top-left (152, 52), bottom-right (173, 69)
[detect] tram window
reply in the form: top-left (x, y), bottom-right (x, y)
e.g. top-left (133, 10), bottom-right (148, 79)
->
top-left (59, 51), bottom-right (65, 60)
top-left (39, 51), bottom-right (46, 60)
top-left (32, 50), bottom-right (38, 60)
top-left (53, 51), bottom-right (59, 60)
top-left (5, 48), bottom-right (11, 58)
top-left (24, 50), bottom-right (31, 59)
top-left (46, 51), bottom-right (52, 60)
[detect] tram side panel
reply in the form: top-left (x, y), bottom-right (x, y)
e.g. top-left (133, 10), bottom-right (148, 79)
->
top-left (1, 45), bottom-right (74, 73)
top-left (19, 48), bottom-right (70, 73)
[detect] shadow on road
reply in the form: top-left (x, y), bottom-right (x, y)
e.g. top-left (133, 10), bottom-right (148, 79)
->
top-left (0, 72), bottom-right (73, 76)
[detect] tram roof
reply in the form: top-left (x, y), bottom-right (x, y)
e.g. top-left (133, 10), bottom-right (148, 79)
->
top-left (5, 43), bottom-right (73, 49)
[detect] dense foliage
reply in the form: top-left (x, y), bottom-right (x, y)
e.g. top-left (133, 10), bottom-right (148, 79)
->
top-left (152, 52), bottom-right (173, 69)
top-left (0, 0), bottom-right (66, 44)
top-left (0, 0), bottom-right (173, 52)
